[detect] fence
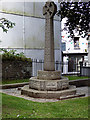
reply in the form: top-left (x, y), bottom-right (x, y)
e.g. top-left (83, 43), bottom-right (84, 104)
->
top-left (32, 59), bottom-right (61, 76)
top-left (80, 62), bottom-right (90, 77)
top-left (31, 59), bottom-right (80, 76)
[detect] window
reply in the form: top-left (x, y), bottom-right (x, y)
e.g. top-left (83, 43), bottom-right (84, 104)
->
top-left (61, 42), bottom-right (66, 51)
top-left (74, 37), bottom-right (80, 49)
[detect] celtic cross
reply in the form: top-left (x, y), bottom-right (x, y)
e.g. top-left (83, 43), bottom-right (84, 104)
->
top-left (43, 1), bottom-right (57, 71)
top-left (43, 1), bottom-right (57, 19)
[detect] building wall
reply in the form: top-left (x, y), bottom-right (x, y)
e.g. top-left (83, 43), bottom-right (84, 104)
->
top-left (61, 18), bottom-right (88, 73)
top-left (62, 36), bottom-right (88, 53)
top-left (88, 40), bottom-right (90, 65)
top-left (61, 18), bottom-right (88, 53)
top-left (0, 2), bottom-right (61, 62)
top-left (2, 59), bottom-right (32, 80)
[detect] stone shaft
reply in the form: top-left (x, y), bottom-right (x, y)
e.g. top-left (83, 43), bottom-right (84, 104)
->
top-left (43, 1), bottom-right (57, 71)
top-left (44, 18), bottom-right (55, 71)
top-left (21, 1), bottom-right (79, 99)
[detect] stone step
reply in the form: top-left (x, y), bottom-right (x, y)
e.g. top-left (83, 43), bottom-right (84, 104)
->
top-left (29, 76), bottom-right (69, 91)
top-left (21, 85), bottom-right (77, 99)
top-left (59, 93), bottom-right (85, 100)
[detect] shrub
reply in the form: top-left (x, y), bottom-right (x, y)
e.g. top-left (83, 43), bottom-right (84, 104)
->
top-left (0, 48), bottom-right (32, 62)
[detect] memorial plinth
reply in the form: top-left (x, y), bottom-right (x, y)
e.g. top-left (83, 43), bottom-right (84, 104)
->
top-left (37, 71), bottom-right (61, 80)
top-left (21, 1), bottom-right (85, 99)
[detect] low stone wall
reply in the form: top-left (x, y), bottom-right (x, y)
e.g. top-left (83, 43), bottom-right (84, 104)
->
top-left (0, 82), bottom-right (29, 89)
top-left (2, 60), bottom-right (32, 80)
top-left (69, 78), bottom-right (90, 87)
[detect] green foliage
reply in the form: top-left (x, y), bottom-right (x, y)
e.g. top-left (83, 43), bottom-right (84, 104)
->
top-left (64, 75), bottom-right (90, 80)
top-left (0, 48), bottom-right (32, 62)
top-left (2, 93), bottom-right (88, 118)
top-left (0, 18), bottom-right (15, 32)
top-left (57, 2), bottom-right (89, 38)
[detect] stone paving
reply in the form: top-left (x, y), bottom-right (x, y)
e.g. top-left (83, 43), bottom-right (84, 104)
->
top-left (0, 86), bottom-right (89, 102)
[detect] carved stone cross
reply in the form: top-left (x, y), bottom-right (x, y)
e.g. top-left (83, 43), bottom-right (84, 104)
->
top-left (43, 1), bottom-right (57, 71)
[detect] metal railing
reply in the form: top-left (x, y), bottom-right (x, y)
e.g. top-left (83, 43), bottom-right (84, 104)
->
top-left (80, 62), bottom-right (90, 77)
top-left (31, 59), bottom-right (81, 76)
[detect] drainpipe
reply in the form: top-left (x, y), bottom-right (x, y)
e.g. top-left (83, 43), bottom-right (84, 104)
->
top-left (88, 32), bottom-right (90, 66)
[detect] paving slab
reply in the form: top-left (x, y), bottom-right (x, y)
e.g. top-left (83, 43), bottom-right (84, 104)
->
top-left (0, 86), bottom-right (89, 102)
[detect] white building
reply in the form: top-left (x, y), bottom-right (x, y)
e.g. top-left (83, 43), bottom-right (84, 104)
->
top-left (0, 1), bottom-right (62, 75)
top-left (0, 1), bottom-right (61, 62)
top-left (61, 18), bottom-right (88, 74)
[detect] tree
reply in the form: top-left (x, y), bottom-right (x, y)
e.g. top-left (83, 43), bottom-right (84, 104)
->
top-left (0, 18), bottom-right (15, 33)
top-left (57, 2), bottom-right (90, 38)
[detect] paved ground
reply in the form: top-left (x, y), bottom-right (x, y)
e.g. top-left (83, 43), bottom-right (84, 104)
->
top-left (0, 86), bottom-right (89, 102)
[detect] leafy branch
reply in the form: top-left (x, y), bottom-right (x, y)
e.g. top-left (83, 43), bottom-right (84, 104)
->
top-left (0, 18), bottom-right (15, 32)
top-left (57, 2), bottom-right (90, 38)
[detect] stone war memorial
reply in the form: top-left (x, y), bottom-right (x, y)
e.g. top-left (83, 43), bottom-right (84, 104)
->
top-left (21, 1), bottom-right (85, 99)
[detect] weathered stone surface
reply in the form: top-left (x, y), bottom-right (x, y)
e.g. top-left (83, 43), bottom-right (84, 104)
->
top-left (43, 1), bottom-right (57, 19)
top-left (37, 70), bottom-right (61, 80)
top-left (29, 77), bottom-right (69, 91)
top-left (21, 1), bottom-right (79, 99)
top-left (21, 85), bottom-right (77, 99)
top-left (43, 1), bottom-right (57, 71)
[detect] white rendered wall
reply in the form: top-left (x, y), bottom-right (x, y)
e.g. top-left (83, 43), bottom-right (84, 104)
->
top-left (0, 2), bottom-right (61, 62)
top-left (88, 40), bottom-right (90, 65)
top-left (61, 18), bottom-right (88, 53)
top-left (64, 37), bottom-right (88, 53)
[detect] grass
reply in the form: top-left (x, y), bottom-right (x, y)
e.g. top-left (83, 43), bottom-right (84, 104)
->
top-left (0, 76), bottom-right (89, 85)
top-left (1, 93), bottom-right (88, 118)
top-left (1, 79), bottom-right (29, 85)
top-left (64, 76), bottom-right (90, 81)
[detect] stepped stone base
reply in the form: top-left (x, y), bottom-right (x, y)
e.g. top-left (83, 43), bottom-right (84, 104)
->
top-left (21, 70), bottom-right (85, 99)
top-left (29, 77), bottom-right (69, 91)
top-left (37, 70), bottom-right (61, 80)
top-left (21, 85), bottom-right (77, 99)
